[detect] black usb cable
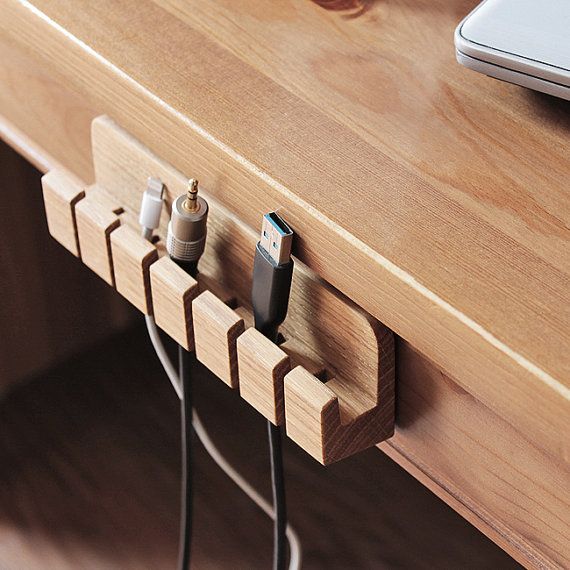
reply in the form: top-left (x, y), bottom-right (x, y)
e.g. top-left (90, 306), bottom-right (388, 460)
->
top-left (166, 179), bottom-right (209, 570)
top-left (251, 212), bottom-right (294, 570)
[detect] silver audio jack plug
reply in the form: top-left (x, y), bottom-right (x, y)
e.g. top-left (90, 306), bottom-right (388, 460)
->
top-left (166, 178), bottom-right (209, 277)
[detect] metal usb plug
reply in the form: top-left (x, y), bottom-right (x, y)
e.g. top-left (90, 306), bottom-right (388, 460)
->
top-left (252, 211), bottom-right (294, 343)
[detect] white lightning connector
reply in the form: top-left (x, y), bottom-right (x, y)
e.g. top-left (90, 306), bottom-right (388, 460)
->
top-left (139, 177), bottom-right (165, 240)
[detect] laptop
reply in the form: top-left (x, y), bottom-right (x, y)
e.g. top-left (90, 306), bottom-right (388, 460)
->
top-left (455, 0), bottom-right (570, 101)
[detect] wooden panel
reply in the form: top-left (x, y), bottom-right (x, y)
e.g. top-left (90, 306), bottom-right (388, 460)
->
top-left (0, 0), bottom-right (566, 470)
top-left (161, 0), bottom-right (569, 276)
top-left (0, 32), bottom-right (95, 180)
top-left (382, 341), bottom-right (570, 570)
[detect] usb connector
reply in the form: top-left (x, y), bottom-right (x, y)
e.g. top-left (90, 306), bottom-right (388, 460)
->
top-left (260, 212), bottom-right (293, 266)
top-left (252, 211), bottom-right (294, 343)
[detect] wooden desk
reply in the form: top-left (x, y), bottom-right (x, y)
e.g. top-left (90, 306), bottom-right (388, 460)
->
top-left (0, 0), bottom-right (568, 567)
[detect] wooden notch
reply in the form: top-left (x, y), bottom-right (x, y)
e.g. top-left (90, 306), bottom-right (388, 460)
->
top-left (237, 328), bottom-right (291, 425)
top-left (41, 169), bottom-right (86, 257)
top-left (110, 225), bottom-right (158, 314)
top-left (149, 257), bottom-right (199, 351)
top-left (75, 187), bottom-right (122, 286)
top-left (192, 291), bottom-right (244, 388)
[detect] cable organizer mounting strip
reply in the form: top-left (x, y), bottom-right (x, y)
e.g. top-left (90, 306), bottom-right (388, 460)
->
top-left (40, 115), bottom-right (395, 465)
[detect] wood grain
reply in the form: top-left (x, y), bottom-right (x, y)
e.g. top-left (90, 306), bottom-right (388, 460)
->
top-left (384, 341), bottom-right (570, 569)
top-left (192, 290), bottom-right (245, 389)
top-left (10, 109), bottom-right (568, 565)
top-left (285, 323), bottom-right (395, 465)
top-left (237, 327), bottom-right (291, 426)
top-left (110, 224), bottom-right (158, 314)
top-left (0, 32), bottom-right (95, 180)
top-left (149, 256), bottom-right (199, 351)
top-left (0, 0), bottom-right (566, 468)
top-left (309, 0), bottom-right (373, 15)
top-left (75, 188), bottom-right (122, 286)
top-left (0, 114), bottom-right (58, 174)
top-left (37, 114), bottom-right (397, 464)
top-left (41, 169), bottom-right (85, 257)
top-left (43, 121), bottom-right (570, 563)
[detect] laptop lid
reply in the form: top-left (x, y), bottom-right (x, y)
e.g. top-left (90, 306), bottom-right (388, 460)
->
top-left (455, 0), bottom-right (570, 96)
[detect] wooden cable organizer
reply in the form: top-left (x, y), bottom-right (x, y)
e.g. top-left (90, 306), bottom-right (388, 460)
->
top-left (41, 116), bottom-right (395, 464)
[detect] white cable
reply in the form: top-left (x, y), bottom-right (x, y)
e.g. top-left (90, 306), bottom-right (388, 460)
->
top-left (145, 315), bottom-right (183, 399)
top-left (193, 409), bottom-right (302, 570)
top-left (144, 316), bottom-right (302, 570)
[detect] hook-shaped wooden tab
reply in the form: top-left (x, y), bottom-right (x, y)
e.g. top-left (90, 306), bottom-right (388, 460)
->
top-left (150, 257), bottom-right (199, 351)
top-left (75, 188), bottom-right (122, 286)
top-left (192, 290), bottom-right (245, 388)
top-left (41, 169), bottom-right (86, 257)
top-left (110, 225), bottom-right (158, 314)
top-left (237, 328), bottom-right (291, 425)
top-left (284, 324), bottom-right (395, 465)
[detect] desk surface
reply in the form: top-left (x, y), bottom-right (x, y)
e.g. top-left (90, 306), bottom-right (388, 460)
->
top-left (0, 1), bottom-right (568, 567)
